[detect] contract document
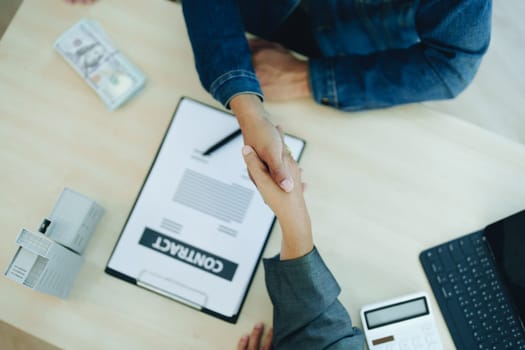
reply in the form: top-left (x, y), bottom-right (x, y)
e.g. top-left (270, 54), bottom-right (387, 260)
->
top-left (106, 97), bottom-right (305, 322)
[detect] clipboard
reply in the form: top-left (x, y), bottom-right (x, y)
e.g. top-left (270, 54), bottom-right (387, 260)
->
top-left (105, 97), bottom-right (306, 323)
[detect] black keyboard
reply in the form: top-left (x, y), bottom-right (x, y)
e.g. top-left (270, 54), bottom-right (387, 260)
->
top-left (420, 230), bottom-right (525, 350)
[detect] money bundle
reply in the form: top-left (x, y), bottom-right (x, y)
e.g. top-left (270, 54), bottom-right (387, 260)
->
top-left (54, 19), bottom-right (146, 111)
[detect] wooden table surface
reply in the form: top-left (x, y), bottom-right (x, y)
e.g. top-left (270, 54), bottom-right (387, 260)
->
top-left (1, 1), bottom-right (525, 349)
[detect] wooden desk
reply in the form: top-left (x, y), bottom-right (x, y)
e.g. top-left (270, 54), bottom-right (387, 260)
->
top-left (1, 1), bottom-right (524, 349)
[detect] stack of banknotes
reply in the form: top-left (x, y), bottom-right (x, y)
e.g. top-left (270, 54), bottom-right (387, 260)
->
top-left (54, 19), bottom-right (146, 111)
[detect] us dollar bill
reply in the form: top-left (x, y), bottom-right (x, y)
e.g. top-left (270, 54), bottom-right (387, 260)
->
top-left (54, 19), bottom-right (146, 111)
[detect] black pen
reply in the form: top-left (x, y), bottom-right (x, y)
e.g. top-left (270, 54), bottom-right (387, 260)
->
top-left (202, 128), bottom-right (242, 156)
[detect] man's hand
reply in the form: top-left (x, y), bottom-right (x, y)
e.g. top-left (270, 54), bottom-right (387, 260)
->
top-left (230, 94), bottom-right (294, 192)
top-left (249, 39), bottom-right (311, 101)
top-left (237, 323), bottom-right (273, 350)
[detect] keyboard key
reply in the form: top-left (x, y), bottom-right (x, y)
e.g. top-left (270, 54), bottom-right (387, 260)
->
top-left (492, 342), bottom-right (505, 350)
top-left (478, 342), bottom-right (491, 349)
top-left (453, 284), bottom-right (465, 295)
top-left (438, 248), bottom-right (456, 271)
top-left (472, 235), bottom-right (485, 246)
top-left (425, 250), bottom-right (437, 262)
top-left (436, 273), bottom-right (447, 284)
top-left (441, 284), bottom-right (453, 299)
top-left (420, 234), bottom-right (525, 350)
top-left (459, 238), bottom-right (475, 255)
top-left (448, 241), bottom-right (464, 264)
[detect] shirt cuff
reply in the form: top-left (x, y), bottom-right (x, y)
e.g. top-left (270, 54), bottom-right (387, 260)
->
top-left (208, 69), bottom-right (264, 108)
top-left (309, 58), bottom-right (339, 109)
top-left (263, 247), bottom-right (341, 324)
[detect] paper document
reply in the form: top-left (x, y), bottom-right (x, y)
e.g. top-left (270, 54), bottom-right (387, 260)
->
top-left (106, 97), bottom-right (305, 322)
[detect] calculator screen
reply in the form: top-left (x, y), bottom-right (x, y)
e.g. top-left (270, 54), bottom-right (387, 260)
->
top-left (365, 296), bottom-right (429, 329)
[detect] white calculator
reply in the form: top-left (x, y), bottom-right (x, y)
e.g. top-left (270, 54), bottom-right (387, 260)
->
top-left (360, 292), bottom-right (443, 350)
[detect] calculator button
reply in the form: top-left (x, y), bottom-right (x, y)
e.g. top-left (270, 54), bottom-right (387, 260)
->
top-left (412, 337), bottom-right (424, 348)
top-left (425, 335), bottom-right (437, 345)
top-left (413, 342), bottom-right (420, 348)
top-left (421, 323), bottom-right (432, 332)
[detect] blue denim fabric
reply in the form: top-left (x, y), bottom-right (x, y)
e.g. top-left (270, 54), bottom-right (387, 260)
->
top-left (263, 248), bottom-right (365, 349)
top-left (182, 0), bottom-right (491, 111)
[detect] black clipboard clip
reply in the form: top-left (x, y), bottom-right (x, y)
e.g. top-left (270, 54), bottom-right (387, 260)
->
top-left (136, 270), bottom-right (208, 310)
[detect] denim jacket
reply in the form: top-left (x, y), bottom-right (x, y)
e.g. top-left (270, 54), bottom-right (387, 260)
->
top-left (182, 0), bottom-right (491, 111)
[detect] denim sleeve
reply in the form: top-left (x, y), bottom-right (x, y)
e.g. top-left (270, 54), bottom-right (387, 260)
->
top-left (181, 0), bottom-right (263, 107)
top-left (263, 248), bottom-right (364, 350)
top-left (309, 0), bottom-right (492, 111)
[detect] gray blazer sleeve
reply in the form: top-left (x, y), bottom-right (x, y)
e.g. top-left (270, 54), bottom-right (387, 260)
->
top-left (263, 248), bottom-right (365, 350)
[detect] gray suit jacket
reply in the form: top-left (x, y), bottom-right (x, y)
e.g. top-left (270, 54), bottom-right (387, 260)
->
top-left (263, 248), bottom-right (365, 349)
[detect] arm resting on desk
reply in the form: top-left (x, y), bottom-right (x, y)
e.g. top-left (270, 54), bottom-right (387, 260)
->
top-left (309, 0), bottom-right (492, 111)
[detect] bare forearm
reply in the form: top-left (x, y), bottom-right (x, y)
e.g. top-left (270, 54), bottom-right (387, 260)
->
top-left (229, 94), bottom-right (267, 129)
top-left (277, 203), bottom-right (314, 260)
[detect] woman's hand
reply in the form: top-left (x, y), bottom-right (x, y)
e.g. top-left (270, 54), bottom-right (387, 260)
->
top-left (249, 39), bottom-right (311, 102)
top-left (237, 323), bottom-right (273, 350)
top-left (242, 129), bottom-right (313, 260)
top-left (231, 94), bottom-right (294, 193)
